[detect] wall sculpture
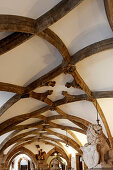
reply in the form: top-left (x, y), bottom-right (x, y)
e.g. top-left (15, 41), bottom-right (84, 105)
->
top-left (81, 124), bottom-right (113, 169)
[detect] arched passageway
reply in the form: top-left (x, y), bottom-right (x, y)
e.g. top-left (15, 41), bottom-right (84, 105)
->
top-left (6, 147), bottom-right (36, 170)
top-left (9, 153), bottom-right (34, 170)
top-left (46, 147), bottom-right (70, 170)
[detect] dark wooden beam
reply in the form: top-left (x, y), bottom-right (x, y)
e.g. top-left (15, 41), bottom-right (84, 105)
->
top-left (0, 32), bottom-right (33, 56)
top-left (1, 36), bottom-right (113, 117)
top-left (92, 91), bottom-right (113, 99)
top-left (25, 64), bottom-right (63, 93)
top-left (0, 64), bottom-right (63, 116)
top-left (0, 0), bottom-right (83, 34)
top-left (0, 106), bottom-right (49, 135)
top-left (56, 107), bottom-right (90, 127)
top-left (71, 37), bottom-right (113, 65)
top-left (49, 121), bottom-right (86, 134)
top-left (0, 130), bottom-right (20, 151)
top-left (46, 129), bottom-right (82, 153)
top-left (0, 82), bottom-right (25, 94)
top-left (0, 94), bottom-right (21, 116)
top-left (104, 0), bottom-right (113, 31)
top-left (0, 129), bottom-right (39, 153)
top-left (0, 15), bottom-right (36, 33)
top-left (0, 110), bottom-right (88, 136)
top-left (36, 0), bottom-right (83, 33)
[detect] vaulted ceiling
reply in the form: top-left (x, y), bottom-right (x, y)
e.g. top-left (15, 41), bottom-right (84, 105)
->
top-left (0, 0), bottom-right (113, 157)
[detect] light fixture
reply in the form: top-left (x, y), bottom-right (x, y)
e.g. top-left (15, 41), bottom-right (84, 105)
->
top-left (96, 100), bottom-right (100, 125)
top-left (54, 153), bottom-right (57, 156)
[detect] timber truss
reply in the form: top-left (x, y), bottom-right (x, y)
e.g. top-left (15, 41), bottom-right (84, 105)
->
top-left (0, 0), bottom-right (113, 159)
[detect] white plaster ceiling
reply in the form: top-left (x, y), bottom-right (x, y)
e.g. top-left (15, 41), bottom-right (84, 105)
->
top-left (0, 36), bottom-right (62, 86)
top-left (0, 0), bottom-right (61, 19)
top-left (0, 98), bottom-right (46, 123)
top-left (50, 0), bottom-right (113, 55)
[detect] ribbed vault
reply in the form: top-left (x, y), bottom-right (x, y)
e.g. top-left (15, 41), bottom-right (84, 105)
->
top-left (0, 0), bottom-right (113, 162)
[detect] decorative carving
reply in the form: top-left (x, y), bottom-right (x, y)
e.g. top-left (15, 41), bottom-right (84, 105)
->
top-left (49, 103), bottom-right (56, 111)
top-left (30, 90), bottom-right (53, 102)
top-left (36, 145), bottom-right (40, 149)
top-left (81, 124), bottom-right (113, 169)
top-left (41, 81), bottom-right (56, 87)
top-left (81, 144), bottom-right (99, 169)
top-left (65, 80), bottom-right (82, 89)
top-left (62, 91), bottom-right (72, 103)
top-left (50, 159), bottom-right (60, 170)
top-left (36, 149), bottom-right (46, 160)
top-left (63, 64), bottom-right (76, 74)
top-left (62, 91), bottom-right (88, 103)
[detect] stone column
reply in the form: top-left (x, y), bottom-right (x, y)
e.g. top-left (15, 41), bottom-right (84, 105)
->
top-left (71, 154), bottom-right (76, 170)
top-left (0, 154), bottom-right (7, 170)
top-left (68, 154), bottom-right (71, 170)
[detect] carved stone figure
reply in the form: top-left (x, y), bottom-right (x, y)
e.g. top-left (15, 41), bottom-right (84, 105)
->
top-left (50, 159), bottom-right (60, 170)
top-left (81, 124), bottom-right (113, 169)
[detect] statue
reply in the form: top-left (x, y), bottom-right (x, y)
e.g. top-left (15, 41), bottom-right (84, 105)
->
top-left (51, 159), bottom-right (60, 170)
top-left (36, 149), bottom-right (46, 160)
top-left (81, 124), bottom-right (113, 169)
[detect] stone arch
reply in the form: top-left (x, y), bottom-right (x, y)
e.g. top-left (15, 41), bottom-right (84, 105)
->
top-left (6, 146), bottom-right (37, 169)
top-left (49, 156), bottom-right (66, 169)
top-left (18, 156), bottom-right (29, 170)
top-left (46, 147), bottom-right (69, 166)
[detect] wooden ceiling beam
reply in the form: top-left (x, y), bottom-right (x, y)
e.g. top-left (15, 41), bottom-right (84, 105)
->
top-left (0, 111), bottom-right (87, 136)
top-left (0, 129), bottom-right (40, 153)
top-left (0, 82), bottom-right (25, 94)
top-left (0, 94), bottom-right (21, 115)
top-left (56, 107), bottom-right (90, 128)
top-left (0, 0), bottom-right (83, 34)
top-left (58, 33), bottom-right (113, 147)
top-left (67, 130), bottom-right (83, 146)
top-left (0, 15), bottom-right (36, 33)
top-left (104, 0), bottom-right (113, 31)
top-left (46, 129), bottom-right (82, 153)
top-left (36, 0), bottom-right (83, 33)
top-left (48, 121), bottom-right (86, 134)
top-left (71, 37), bottom-right (113, 65)
top-left (0, 130), bottom-right (20, 151)
top-left (0, 106), bottom-right (49, 135)
top-left (0, 115), bottom-right (86, 153)
top-left (92, 91), bottom-right (113, 99)
top-left (0, 32), bottom-right (32, 56)
top-left (0, 64), bottom-right (63, 116)
top-left (0, 11), bottom-right (112, 148)
top-left (0, 127), bottom-right (80, 154)
top-left (1, 35), bottom-right (113, 117)
top-left (39, 140), bottom-right (69, 160)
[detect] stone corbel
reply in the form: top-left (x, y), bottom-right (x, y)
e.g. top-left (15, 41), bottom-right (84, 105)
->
top-left (62, 91), bottom-right (72, 103)
top-left (63, 62), bottom-right (76, 74)
top-left (65, 79), bottom-right (82, 89)
top-left (41, 81), bottom-right (56, 87)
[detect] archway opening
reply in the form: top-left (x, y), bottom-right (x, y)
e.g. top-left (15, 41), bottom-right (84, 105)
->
top-left (47, 151), bottom-right (67, 170)
top-left (9, 154), bottom-right (35, 170)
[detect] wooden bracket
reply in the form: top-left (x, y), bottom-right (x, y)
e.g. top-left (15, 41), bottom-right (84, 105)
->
top-left (41, 81), bottom-right (56, 87)
top-left (49, 103), bottom-right (56, 111)
top-left (63, 64), bottom-right (76, 74)
top-left (65, 80), bottom-right (82, 89)
top-left (29, 90), bottom-right (53, 102)
top-left (62, 91), bottom-right (72, 103)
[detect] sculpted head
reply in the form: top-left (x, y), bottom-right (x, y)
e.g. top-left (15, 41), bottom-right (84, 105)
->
top-left (86, 124), bottom-right (102, 144)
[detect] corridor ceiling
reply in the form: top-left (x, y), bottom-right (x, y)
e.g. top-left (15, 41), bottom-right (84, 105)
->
top-left (0, 0), bottom-right (113, 156)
